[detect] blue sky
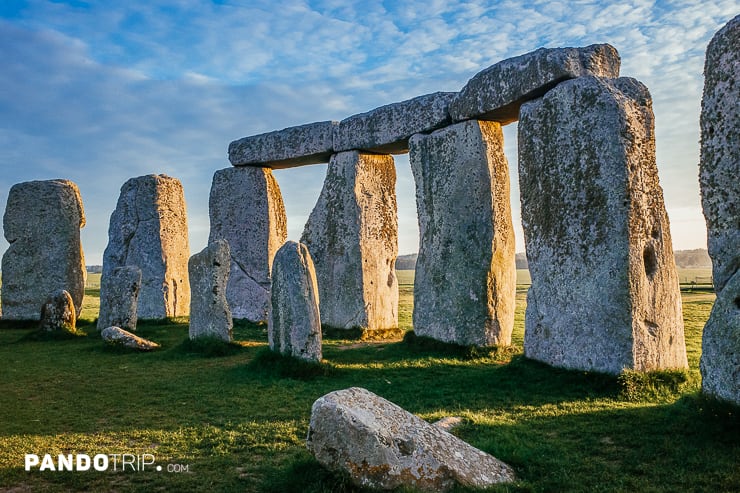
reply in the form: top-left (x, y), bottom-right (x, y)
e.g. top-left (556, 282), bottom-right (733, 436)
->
top-left (0, 0), bottom-right (736, 263)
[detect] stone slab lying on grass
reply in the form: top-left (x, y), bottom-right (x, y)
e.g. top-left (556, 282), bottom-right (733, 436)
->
top-left (334, 92), bottom-right (457, 154)
top-left (101, 326), bottom-right (160, 351)
top-left (306, 387), bottom-right (515, 492)
top-left (449, 44), bottom-right (620, 124)
top-left (228, 121), bottom-right (337, 168)
top-left (39, 290), bottom-right (76, 333)
top-left (189, 240), bottom-right (233, 342)
top-left (97, 265), bottom-right (142, 332)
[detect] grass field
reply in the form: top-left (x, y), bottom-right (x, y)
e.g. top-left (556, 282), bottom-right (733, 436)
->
top-left (0, 270), bottom-right (736, 492)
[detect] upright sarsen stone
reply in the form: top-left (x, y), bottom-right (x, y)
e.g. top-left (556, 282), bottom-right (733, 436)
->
top-left (97, 265), bottom-right (142, 332)
top-left (410, 120), bottom-right (515, 347)
top-left (519, 76), bottom-right (687, 374)
top-left (2, 179), bottom-right (86, 320)
top-left (699, 15), bottom-right (740, 405)
top-left (269, 241), bottom-right (322, 362)
top-left (189, 240), bottom-right (232, 342)
top-left (102, 174), bottom-right (190, 319)
top-left (301, 151), bottom-right (398, 332)
top-left (209, 167), bottom-right (287, 322)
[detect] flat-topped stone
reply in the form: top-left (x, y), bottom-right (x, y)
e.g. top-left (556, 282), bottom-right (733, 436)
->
top-left (449, 44), bottom-right (620, 124)
top-left (229, 121), bottom-right (337, 169)
top-left (334, 92), bottom-right (457, 154)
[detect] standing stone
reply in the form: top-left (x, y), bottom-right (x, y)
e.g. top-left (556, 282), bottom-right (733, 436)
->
top-left (102, 174), bottom-right (190, 319)
top-left (268, 241), bottom-right (322, 362)
top-left (1, 179), bottom-right (86, 320)
top-left (301, 151), bottom-right (398, 332)
top-left (699, 15), bottom-right (740, 405)
top-left (97, 266), bottom-right (142, 332)
top-left (409, 120), bottom-right (515, 347)
top-left (519, 76), bottom-right (688, 374)
top-left (189, 240), bottom-right (232, 342)
top-left (39, 290), bottom-right (76, 333)
top-left (209, 167), bottom-right (287, 322)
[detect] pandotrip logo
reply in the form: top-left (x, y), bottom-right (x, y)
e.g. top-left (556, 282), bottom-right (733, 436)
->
top-left (24, 454), bottom-right (190, 473)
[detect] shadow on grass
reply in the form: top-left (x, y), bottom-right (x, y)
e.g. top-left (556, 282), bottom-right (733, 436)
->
top-left (244, 348), bottom-right (335, 381)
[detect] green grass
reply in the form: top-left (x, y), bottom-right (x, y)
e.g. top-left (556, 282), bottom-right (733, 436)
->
top-left (0, 274), bottom-right (737, 492)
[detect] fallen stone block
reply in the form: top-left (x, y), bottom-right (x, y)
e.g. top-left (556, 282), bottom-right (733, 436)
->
top-left (334, 92), bottom-right (456, 154)
top-left (449, 44), bottom-right (620, 124)
top-left (306, 387), bottom-right (515, 491)
top-left (101, 326), bottom-right (160, 351)
top-left (228, 121), bottom-right (337, 168)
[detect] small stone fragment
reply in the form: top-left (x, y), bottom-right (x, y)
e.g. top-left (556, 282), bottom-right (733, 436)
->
top-left (101, 326), bottom-right (160, 351)
top-left (334, 92), bottom-right (457, 154)
top-left (188, 240), bottom-right (233, 342)
top-left (449, 44), bottom-right (620, 124)
top-left (39, 290), bottom-right (76, 333)
top-left (97, 265), bottom-right (142, 332)
top-left (306, 387), bottom-right (515, 492)
top-left (268, 241), bottom-right (322, 362)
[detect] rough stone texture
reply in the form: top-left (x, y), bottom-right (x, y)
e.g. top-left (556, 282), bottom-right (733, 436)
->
top-left (268, 241), bottom-right (322, 362)
top-left (449, 44), bottom-right (621, 124)
top-left (97, 266), bottom-right (142, 332)
top-left (334, 92), bottom-right (457, 154)
top-left (188, 240), bottom-right (233, 342)
top-left (301, 151), bottom-right (398, 331)
top-left (39, 290), bottom-right (76, 333)
top-left (410, 120), bottom-right (515, 347)
top-left (101, 326), bottom-right (160, 351)
top-left (208, 167), bottom-right (287, 322)
top-left (306, 387), bottom-right (515, 491)
top-left (699, 15), bottom-right (740, 405)
top-left (519, 76), bottom-right (688, 374)
top-left (1, 179), bottom-right (86, 320)
top-left (102, 174), bottom-right (190, 319)
top-left (228, 121), bottom-right (337, 169)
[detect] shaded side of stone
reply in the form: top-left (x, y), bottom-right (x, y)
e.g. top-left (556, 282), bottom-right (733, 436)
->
top-left (1, 179), bottom-right (86, 320)
top-left (228, 121), bottom-right (338, 168)
top-left (301, 151), bottom-right (398, 331)
top-left (699, 15), bottom-right (740, 405)
top-left (208, 167), bottom-right (287, 322)
top-left (334, 92), bottom-right (457, 154)
top-left (306, 387), bottom-right (515, 492)
top-left (97, 265), bottom-right (142, 331)
top-left (189, 239), bottom-right (233, 342)
top-left (449, 44), bottom-right (621, 124)
top-left (39, 289), bottom-right (76, 333)
top-left (519, 76), bottom-right (687, 374)
top-left (268, 241), bottom-right (322, 362)
top-left (410, 120), bottom-right (515, 347)
top-left (101, 174), bottom-right (190, 319)
top-left (101, 326), bottom-right (160, 351)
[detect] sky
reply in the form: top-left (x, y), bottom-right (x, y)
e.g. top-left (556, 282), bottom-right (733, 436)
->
top-left (0, 0), bottom-right (736, 264)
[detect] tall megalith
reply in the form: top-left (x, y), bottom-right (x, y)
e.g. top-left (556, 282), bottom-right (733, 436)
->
top-left (699, 15), bottom-right (740, 405)
top-left (2, 179), bottom-right (86, 320)
top-left (519, 76), bottom-right (688, 374)
top-left (189, 239), bottom-right (232, 342)
top-left (410, 120), bottom-right (515, 347)
top-left (209, 167), bottom-right (287, 322)
top-left (102, 174), bottom-right (190, 319)
top-left (301, 151), bottom-right (399, 332)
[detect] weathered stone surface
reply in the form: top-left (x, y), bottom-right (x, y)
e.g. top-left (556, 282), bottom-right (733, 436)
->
top-left (97, 266), bottom-right (142, 332)
top-left (208, 167), bottom-right (287, 322)
top-left (228, 121), bottom-right (337, 169)
top-left (306, 387), bottom-right (515, 491)
top-left (449, 44), bottom-right (620, 124)
top-left (334, 92), bottom-right (457, 154)
top-left (1, 179), bottom-right (86, 320)
top-left (268, 241), bottom-right (322, 362)
top-left (699, 15), bottom-right (740, 405)
top-left (39, 290), bottom-right (76, 333)
top-left (519, 76), bottom-right (687, 374)
top-left (102, 174), bottom-right (190, 319)
top-left (301, 151), bottom-right (398, 331)
top-left (410, 120), bottom-right (515, 347)
top-left (189, 240), bottom-right (232, 342)
top-left (101, 326), bottom-right (160, 351)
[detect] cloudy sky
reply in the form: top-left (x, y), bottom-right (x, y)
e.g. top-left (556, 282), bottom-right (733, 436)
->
top-left (0, 0), bottom-right (735, 263)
